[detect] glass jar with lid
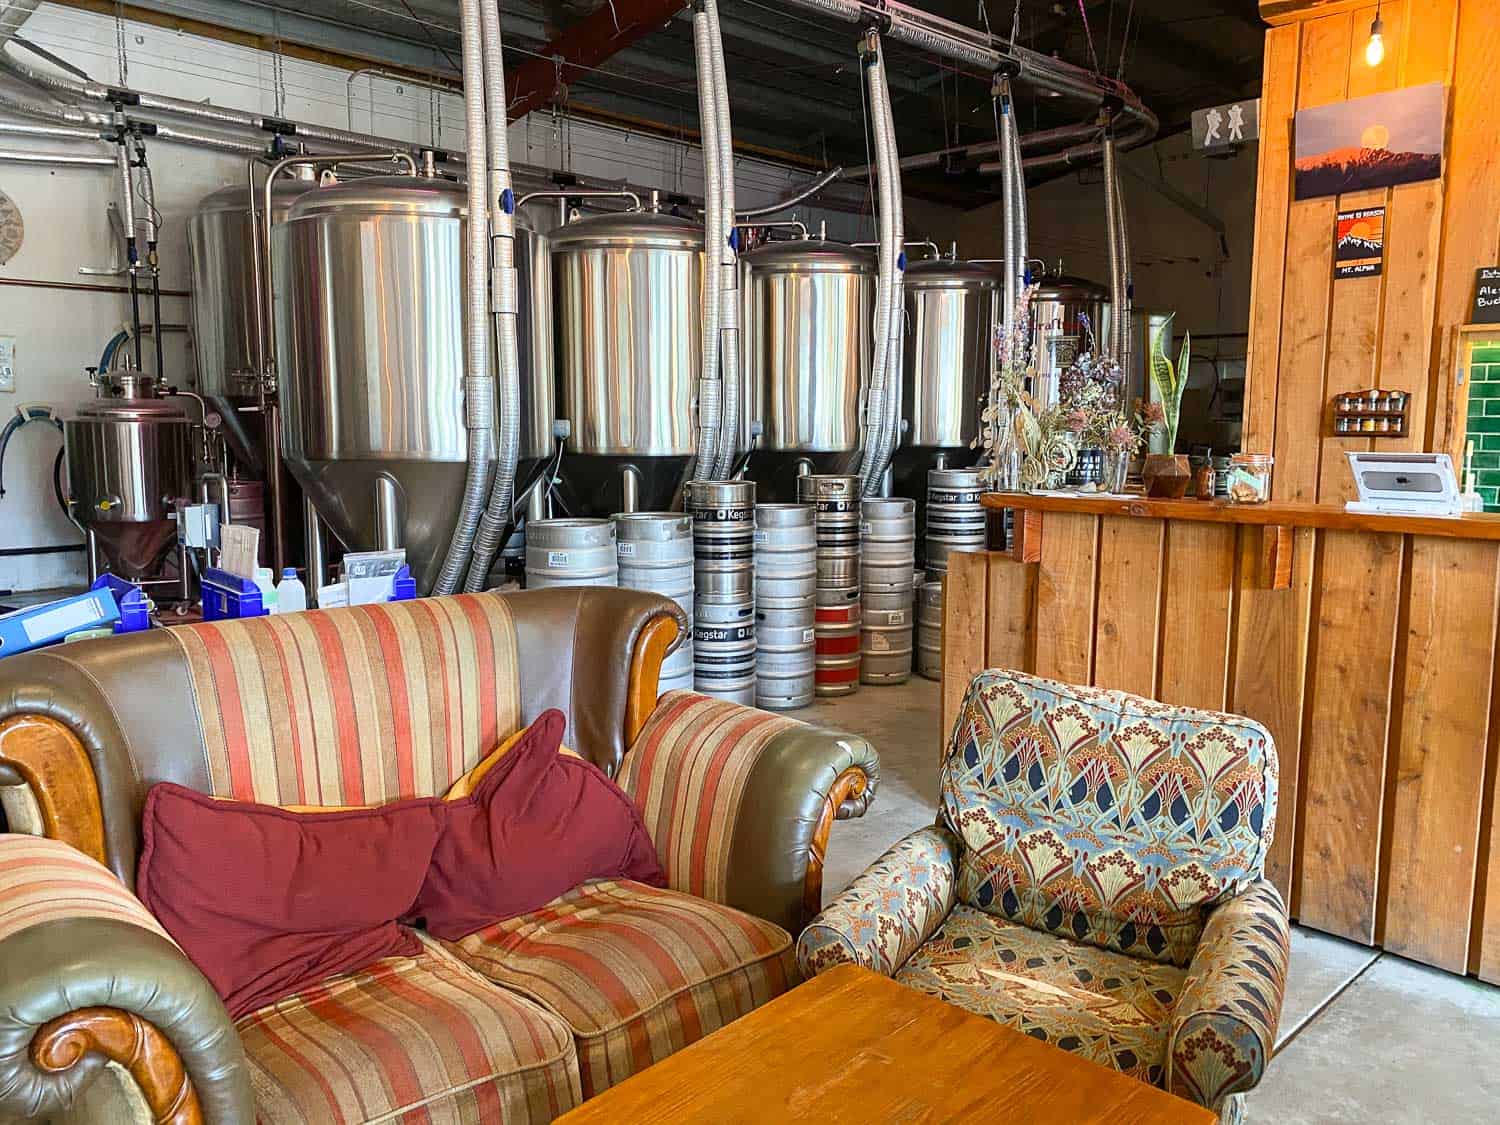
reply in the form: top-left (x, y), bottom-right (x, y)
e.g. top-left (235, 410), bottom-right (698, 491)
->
top-left (1227, 453), bottom-right (1274, 503)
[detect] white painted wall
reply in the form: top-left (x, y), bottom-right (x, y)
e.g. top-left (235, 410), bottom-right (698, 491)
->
top-left (0, 3), bottom-right (884, 592)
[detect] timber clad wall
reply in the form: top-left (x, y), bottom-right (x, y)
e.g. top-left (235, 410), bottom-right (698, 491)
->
top-left (941, 518), bottom-right (1500, 980)
top-left (1246, 0), bottom-right (1500, 502)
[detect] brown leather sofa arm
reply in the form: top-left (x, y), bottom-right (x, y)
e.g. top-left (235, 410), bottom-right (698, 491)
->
top-left (1167, 878), bottom-right (1292, 1114)
top-left (0, 838), bottom-right (253, 1124)
top-left (616, 691), bottom-right (881, 936)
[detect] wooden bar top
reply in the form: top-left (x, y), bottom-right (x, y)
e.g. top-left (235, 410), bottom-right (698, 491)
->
top-left (980, 490), bottom-right (1500, 541)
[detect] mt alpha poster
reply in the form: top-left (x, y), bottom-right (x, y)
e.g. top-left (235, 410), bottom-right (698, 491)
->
top-left (1334, 207), bottom-right (1385, 279)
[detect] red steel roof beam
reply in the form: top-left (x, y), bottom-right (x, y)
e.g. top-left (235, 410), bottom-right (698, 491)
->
top-left (506, 0), bottom-right (690, 121)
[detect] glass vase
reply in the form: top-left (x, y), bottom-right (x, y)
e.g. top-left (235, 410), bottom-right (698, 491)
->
top-left (1102, 449), bottom-right (1130, 493)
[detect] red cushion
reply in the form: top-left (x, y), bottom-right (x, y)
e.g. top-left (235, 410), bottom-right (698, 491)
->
top-left (408, 709), bottom-right (666, 940)
top-left (137, 784), bottom-right (445, 1019)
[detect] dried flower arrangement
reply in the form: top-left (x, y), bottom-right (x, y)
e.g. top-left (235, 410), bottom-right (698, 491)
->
top-left (1101, 399), bottom-right (1164, 454)
top-left (976, 285), bottom-right (1079, 490)
top-left (1056, 316), bottom-right (1125, 449)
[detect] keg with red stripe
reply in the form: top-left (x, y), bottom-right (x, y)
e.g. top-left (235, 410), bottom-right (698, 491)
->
top-left (798, 474), bottom-right (863, 695)
top-left (814, 586), bottom-right (861, 696)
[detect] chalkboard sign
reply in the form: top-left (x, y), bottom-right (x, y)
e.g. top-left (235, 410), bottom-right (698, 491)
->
top-left (1473, 267), bottom-right (1500, 323)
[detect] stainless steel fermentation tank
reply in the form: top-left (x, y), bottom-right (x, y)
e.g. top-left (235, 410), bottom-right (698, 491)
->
top-left (273, 174), bottom-right (552, 592)
top-left (64, 376), bottom-right (196, 579)
top-left (883, 256), bottom-right (1000, 560)
top-left (740, 237), bottom-right (873, 501)
top-left (549, 206), bottom-right (703, 516)
top-left (186, 170), bottom-right (319, 480)
top-left (1030, 271), bottom-right (1112, 407)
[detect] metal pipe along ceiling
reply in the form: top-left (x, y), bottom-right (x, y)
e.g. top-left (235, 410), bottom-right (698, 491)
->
top-left (776, 0), bottom-right (1158, 168)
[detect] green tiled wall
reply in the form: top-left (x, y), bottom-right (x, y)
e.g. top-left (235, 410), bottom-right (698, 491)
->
top-left (1466, 342), bottom-right (1500, 511)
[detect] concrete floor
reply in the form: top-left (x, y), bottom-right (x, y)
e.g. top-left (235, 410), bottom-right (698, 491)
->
top-left (812, 678), bottom-right (1500, 1123)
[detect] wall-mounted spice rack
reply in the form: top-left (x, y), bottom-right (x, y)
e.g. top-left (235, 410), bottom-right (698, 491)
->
top-left (1332, 388), bottom-right (1411, 437)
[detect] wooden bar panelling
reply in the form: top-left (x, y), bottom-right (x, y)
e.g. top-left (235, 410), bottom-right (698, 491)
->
top-left (1382, 0), bottom-right (1456, 452)
top-left (1430, 0), bottom-right (1500, 454)
top-left (1270, 11), bottom-right (1353, 502)
top-left (1231, 526), bottom-right (1317, 905)
top-left (986, 558), bottom-right (1036, 674)
top-left (1317, 3), bottom-right (1405, 502)
top-left (1092, 517), bottom-right (1164, 698)
top-left (1296, 530), bottom-right (1404, 944)
top-left (1242, 21), bottom-right (1302, 454)
top-left (1033, 513), bottom-right (1098, 686)
top-left (1382, 539), bottom-right (1500, 971)
top-left (940, 550), bottom-right (990, 744)
top-left (1158, 523), bottom-right (1237, 712)
top-left (1250, 0), bottom-right (1500, 497)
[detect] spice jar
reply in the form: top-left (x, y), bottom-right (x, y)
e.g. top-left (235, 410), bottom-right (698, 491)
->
top-left (1227, 453), bottom-right (1274, 503)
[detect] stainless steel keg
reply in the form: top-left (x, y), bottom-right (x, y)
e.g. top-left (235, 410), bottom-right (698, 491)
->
top-left (615, 512), bottom-right (695, 694)
top-left (754, 503), bottom-right (817, 605)
top-left (916, 580), bottom-right (943, 680)
top-left (687, 480), bottom-right (756, 703)
top-left (814, 586), bottom-right (861, 696)
top-left (525, 519), bottom-right (618, 588)
top-left (925, 468), bottom-right (985, 579)
top-left (860, 497), bottom-right (916, 592)
top-left (754, 502), bottom-right (815, 710)
top-left (797, 474), bottom-right (861, 590)
top-left (687, 480), bottom-right (756, 602)
top-left (861, 587), bottom-right (914, 684)
top-left (694, 599), bottom-right (757, 706)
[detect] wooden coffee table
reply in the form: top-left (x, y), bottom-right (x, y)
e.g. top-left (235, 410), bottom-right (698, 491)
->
top-left (557, 963), bottom-right (1215, 1123)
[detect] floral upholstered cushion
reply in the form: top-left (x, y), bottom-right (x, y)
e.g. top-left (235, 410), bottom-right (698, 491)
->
top-left (797, 824), bottom-right (959, 978)
top-left (895, 904), bottom-right (1186, 1086)
top-left (941, 670), bottom-right (1277, 966)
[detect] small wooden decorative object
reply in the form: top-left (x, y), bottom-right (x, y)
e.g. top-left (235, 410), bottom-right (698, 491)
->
top-left (1332, 388), bottom-right (1410, 437)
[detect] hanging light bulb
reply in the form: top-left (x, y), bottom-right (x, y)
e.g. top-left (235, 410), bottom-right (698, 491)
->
top-left (1365, 5), bottom-right (1385, 66)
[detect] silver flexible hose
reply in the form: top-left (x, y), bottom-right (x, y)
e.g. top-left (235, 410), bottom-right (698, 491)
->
top-left (464, 0), bottom-right (522, 592)
top-left (997, 83), bottom-right (1018, 343)
top-left (0, 83), bottom-right (97, 126)
top-left (1111, 149), bottom-right (1132, 375)
top-left (1102, 131), bottom-right (1124, 363)
top-left (1008, 80), bottom-right (1029, 318)
top-left (704, 0), bottom-right (739, 480)
top-left (691, 5), bottom-right (722, 477)
top-left (856, 33), bottom-right (900, 497)
top-left (432, 0), bottom-right (496, 595)
top-left (736, 166), bottom-right (842, 219)
top-left (871, 37), bottom-right (905, 495)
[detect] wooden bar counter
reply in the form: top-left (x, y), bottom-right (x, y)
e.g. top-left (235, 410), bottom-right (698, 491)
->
top-left (940, 492), bottom-right (1500, 981)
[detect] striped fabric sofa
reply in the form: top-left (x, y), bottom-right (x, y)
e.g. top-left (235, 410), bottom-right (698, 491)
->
top-left (0, 587), bottom-right (878, 1124)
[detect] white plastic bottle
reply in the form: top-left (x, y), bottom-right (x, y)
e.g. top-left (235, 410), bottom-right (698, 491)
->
top-left (253, 566), bottom-right (280, 615)
top-left (276, 567), bottom-right (307, 614)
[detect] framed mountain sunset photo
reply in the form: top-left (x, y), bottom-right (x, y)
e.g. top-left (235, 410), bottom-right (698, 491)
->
top-left (1293, 82), bottom-right (1446, 200)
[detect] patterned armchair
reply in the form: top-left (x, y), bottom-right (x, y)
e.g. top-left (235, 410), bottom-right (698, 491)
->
top-left (798, 669), bottom-right (1289, 1121)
